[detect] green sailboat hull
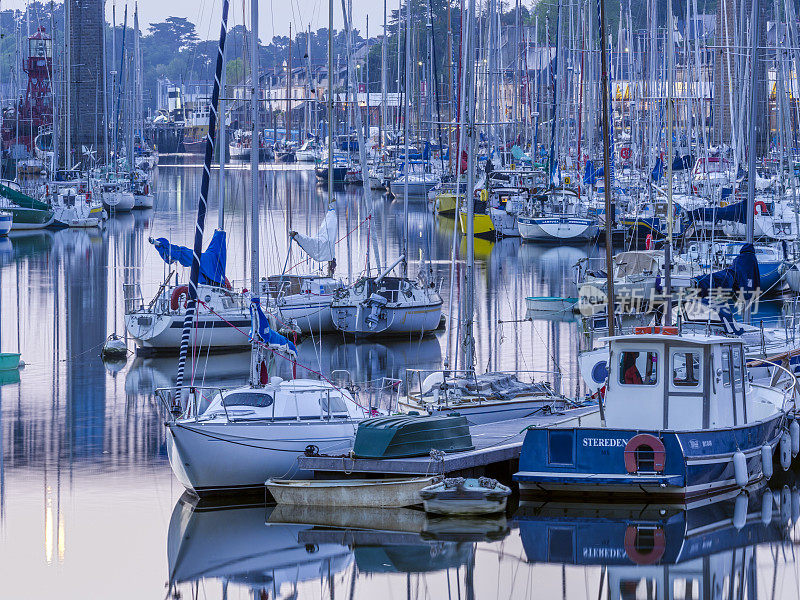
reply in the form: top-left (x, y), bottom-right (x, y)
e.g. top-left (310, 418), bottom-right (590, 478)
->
top-left (6, 206), bottom-right (54, 229)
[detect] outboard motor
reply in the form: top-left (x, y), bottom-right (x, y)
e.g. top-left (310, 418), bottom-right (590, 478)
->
top-left (362, 293), bottom-right (388, 329)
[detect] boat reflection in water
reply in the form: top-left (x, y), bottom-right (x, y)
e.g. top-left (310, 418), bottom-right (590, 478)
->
top-left (516, 484), bottom-right (794, 598)
top-left (167, 494), bottom-right (353, 598)
top-left (167, 494), bottom-right (509, 599)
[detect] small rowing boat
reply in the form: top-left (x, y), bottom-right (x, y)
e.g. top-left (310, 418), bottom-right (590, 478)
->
top-left (266, 476), bottom-right (440, 508)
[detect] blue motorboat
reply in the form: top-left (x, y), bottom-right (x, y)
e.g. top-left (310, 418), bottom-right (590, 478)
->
top-left (514, 328), bottom-right (796, 500)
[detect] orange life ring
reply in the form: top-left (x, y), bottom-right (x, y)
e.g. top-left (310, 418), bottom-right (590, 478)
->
top-left (170, 285), bottom-right (189, 310)
top-left (624, 525), bottom-right (666, 565)
top-left (624, 433), bottom-right (666, 473)
top-left (754, 200), bottom-right (768, 215)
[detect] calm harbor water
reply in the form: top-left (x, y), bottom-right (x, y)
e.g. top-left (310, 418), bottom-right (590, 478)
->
top-left (0, 160), bottom-right (798, 598)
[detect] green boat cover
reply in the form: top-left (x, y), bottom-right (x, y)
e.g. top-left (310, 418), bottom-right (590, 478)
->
top-left (353, 414), bottom-right (474, 459)
top-left (0, 183), bottom-right (50, 211)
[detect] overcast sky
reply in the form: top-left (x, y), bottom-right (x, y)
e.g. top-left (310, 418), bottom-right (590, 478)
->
top-left (10, 0), bottom-right (396, 41)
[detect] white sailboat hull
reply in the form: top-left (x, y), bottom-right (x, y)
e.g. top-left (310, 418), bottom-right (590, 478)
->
top-left (331, 300), bottom-right (443, 336)
top-left (133, 193), bottom-right (154, 209)
top-left (276, 296), bottom-right (337, 333)
top-left (489, 207), bottom-right (520, 237)
top-left (518, 216), bottom-right (598, 242)
top-left (166, 420), bottom-right (358, 495)
top-left (124, 311), bottom-right (252, 351)
top-left (103, 191), bottom-right (135, 212)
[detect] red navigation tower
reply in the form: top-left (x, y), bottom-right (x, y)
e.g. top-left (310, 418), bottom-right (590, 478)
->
top-left (1, 27), bottom-right (53, 157)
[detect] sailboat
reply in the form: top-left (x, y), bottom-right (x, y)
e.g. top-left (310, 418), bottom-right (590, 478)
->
top-left (123, 230), bottom-right (254, 353)
top-left (262, 207), bottom-right (344, 333)
top-left (162, 0), bottom-right (369, 496)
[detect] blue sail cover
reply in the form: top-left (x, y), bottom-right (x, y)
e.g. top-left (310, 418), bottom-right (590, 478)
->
top-left (686, 200), bottom-right (748, 225)
top-left (695, 243), bottom-right (761, 294)
top-left (672, 155), bottom-right (695, 171)
top-left (249, 297), bottom-right (297, 357)
top-left (651, 157), bottom-right (664, 182)
top-left (583, 160), bottom-right (597, 185)
top-left (154, 229), bottom-right (227, 286)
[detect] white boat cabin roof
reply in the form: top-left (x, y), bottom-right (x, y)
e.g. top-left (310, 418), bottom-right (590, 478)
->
top-left (200, 378), bottom-right (365, 421)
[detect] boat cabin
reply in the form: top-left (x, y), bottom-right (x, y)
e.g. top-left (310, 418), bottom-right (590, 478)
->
top-left (603, 330), bottom-right (768, 431)
top-left (200, 378), bottom-right (365, 422)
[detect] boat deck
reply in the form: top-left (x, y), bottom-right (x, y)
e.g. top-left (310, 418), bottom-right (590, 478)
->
top-left (297, 406), bottom-right (599, 477)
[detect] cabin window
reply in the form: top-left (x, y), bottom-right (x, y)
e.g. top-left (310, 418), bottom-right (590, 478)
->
top-left (224, 392), bottom-right (274, 408)
top-left (721, 350), bottom-right (731, 387)
top-left (732, 347), bottom-right (744, 390)
top-left (619, 351), bottom-right (658, 385)
top-left (672, 352), bottom-right (701, 387)
top-left (319, 395), bottom-right (348, 414)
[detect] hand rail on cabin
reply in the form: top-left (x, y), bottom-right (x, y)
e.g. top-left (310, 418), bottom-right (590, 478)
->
top-left (155, 386), bottom-right (228, 422)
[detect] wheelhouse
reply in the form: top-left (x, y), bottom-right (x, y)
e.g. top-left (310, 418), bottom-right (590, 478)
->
top-left (604, 330), bottom-right (772, 431)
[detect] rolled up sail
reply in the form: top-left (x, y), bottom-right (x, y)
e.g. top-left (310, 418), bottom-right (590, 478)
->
top-left (290, 208), bottom-right (337, 262)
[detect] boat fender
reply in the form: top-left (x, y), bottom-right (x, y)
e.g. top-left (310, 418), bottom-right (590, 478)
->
top-left (793, 487), bottom-right (800, 524)
top-left (781, 485), bottom-right (792, 524)
top-left (791, 420), bottom-right (800, 457)
top-left (780, 432), bottom-right (792, 471)
top-left (754, 200), bottom-right (768, 215)
top-left (762, 489), bottom-right (773, 525)
top-left (623, 434), bottom-right (666, 474)
top-left (733, 493), bottom-right (748, 530)
top-left (623, 525), bottom-right (665, 565)
top-left (733, 451), bottom-right (748, 487)
top-left (761, 445), bottom-right (773, 480)
top-left (170, 285), bottom-right (190, 310)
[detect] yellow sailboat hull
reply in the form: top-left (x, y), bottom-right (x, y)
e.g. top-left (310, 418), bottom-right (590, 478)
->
top-left (459, 212), bottom-right (497, 239)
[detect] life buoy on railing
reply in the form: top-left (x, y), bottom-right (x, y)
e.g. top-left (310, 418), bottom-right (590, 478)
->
top-left (754, 200), bottom-right (768, 215)
top-left (624, 525), bottom-right (666, 565)
top-left (624, 433), bottom-right (666, 473)
top-left (170, 285), bottom-right (189, 310)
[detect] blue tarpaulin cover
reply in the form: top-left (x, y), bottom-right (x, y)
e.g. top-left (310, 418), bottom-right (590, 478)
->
top-left (687, 200), bottom-right (748, 225)
top-left (154, 229), bottom-right (227, 286)
top-left (695, 243), bottom-right (761, 294)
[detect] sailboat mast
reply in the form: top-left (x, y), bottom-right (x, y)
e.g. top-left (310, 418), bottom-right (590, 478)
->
top-left (175, 0), bottom-right (230, 393)
top-left (401, 0), bottom-right (411, 277)
top-left (217, 25), bottom-right (228, 230)
top-left (381, 0), bottom-right (388, 148)
top-left (745, 0), bottom-right (759, 248)
top-left (462, 0), bottom-right (477, 371)
top-left (250, 0), bottom-right (260, 291)
top-left (598, 0), bottom-right (615, 336)
top-left (64, 0), bottom-right (71, 169)
top-left (286, 23), bottom-right (292, 146)
top-left (665, 0), bottom-right (674, 324)
top-left (327, 0), bottom-right (334, 208)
